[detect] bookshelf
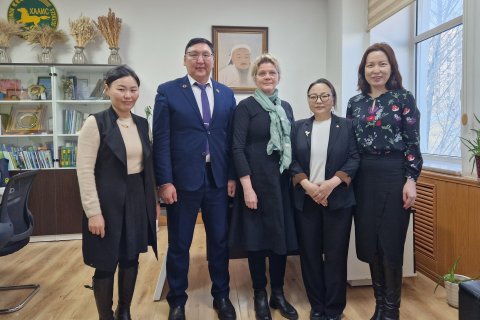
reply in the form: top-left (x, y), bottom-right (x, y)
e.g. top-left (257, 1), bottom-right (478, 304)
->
top-left (0, 64), bottom-right (113, 237)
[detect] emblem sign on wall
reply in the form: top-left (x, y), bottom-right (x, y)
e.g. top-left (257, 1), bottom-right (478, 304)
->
top-left (7, 0), bottom-right (59, 32)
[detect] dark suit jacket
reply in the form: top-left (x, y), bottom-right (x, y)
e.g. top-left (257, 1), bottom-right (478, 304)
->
top-left (290, 114), bottom-right (360, 211)
top-left (152, 76), bottom-right (236, 191)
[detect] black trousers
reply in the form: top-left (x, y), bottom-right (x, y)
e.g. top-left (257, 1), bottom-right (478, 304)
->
top-left (296, 195), bottom-right (353, 316)
top-left (248, 250), bottom-right (287, 291)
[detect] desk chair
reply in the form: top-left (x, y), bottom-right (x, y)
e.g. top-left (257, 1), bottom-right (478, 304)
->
top-left (0, 170), bottom-right (40, 314)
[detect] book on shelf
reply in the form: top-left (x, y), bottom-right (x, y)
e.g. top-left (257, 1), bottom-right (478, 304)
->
top-left (0, 144), bottom-right (54, 170)
top-left (63, 108), bottom-right (89, 134)
top-left (58, 143), bottom-right (77, 168)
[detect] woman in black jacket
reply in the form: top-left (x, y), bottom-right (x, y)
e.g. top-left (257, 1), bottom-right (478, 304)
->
top-left (77, 65), bottom-right (158, 320)
top-left (290, 78), bottom-right (359, 320)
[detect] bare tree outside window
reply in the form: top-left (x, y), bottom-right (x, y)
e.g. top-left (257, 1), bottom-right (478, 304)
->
top-left (416, 0), bottom-right (463, 157)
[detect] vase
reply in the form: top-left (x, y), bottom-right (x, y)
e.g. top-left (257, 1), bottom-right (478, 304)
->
top-left (108, 47), bottom-right (122, 65)
top-left (0, 47), bottom-right (12, 63)
top-left (445, 274), bottom-right (470, 308)
top-left (72, 46), bottom-right (87, 64)
top-left (38, 47), bottom-right (54, 64)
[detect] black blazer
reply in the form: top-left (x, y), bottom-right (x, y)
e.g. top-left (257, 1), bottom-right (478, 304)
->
top-left (290, 114), bottom-right (359, 211)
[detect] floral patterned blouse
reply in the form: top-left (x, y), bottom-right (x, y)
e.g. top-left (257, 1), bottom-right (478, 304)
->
top-left (346, 89), bottom-right (423, 181)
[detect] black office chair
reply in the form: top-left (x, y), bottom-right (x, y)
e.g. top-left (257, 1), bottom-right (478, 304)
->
top-left (0, 170), bottom-right (40, 314)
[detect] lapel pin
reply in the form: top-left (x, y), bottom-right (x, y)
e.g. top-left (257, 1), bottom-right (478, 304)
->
top-left (215, 89), bottom-right (220, 93)
top-left (182, 84), bottom-right (187, 88)
top-left (305, 131), bottom-right (310, 136)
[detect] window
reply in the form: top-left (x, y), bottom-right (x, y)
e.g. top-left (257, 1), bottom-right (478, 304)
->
top-left (415, 0), bottom-right (463, 158)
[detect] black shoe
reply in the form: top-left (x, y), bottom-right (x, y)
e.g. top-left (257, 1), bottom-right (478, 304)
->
top-left (168, 305), bottom-right (186, 320)
top-left (269, 288), bottom-right (298, 320)
top-left (254, 290), bottom-right (272, 320)
top-left (310, 310), bottom-right (325, 320)
top-left (213, 297), bottom-right (236, 320)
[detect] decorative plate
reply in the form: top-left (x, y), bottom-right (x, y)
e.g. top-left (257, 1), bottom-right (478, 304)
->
top-left (27, 84), bottom-right (46, 100)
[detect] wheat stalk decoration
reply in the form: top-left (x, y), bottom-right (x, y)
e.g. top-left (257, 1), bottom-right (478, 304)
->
top-left (0, 19), bottom-right (24, 47)
top-left (95, 8), bottom-right (122, 48)
top-left (24, 25), bottom-right (67, 48)
top-left (69, 15), bottom-right (97, 48)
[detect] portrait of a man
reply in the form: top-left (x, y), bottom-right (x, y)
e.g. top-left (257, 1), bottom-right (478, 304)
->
top-left (219, 44), bottom-right (255, 87)
top-left (213, 26), bottom-right (268, 92)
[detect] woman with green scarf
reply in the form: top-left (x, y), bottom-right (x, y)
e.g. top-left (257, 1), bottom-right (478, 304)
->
top-left (229, 53), bottom-right (298, 320)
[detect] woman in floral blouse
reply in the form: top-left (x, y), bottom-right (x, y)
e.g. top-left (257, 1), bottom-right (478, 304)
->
top-left (346, 42), bottom-right (422, 320)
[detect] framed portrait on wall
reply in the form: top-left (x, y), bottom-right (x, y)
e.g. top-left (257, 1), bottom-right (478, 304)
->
top-left (212, 26), bottom-right (268, 93)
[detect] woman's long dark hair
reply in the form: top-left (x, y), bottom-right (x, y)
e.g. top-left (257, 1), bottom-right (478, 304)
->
top-left (357, 42), bottom-right (403, 95)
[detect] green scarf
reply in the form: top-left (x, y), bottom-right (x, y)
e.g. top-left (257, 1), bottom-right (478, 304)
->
top-left (254, 88), bottom-right (292, 173)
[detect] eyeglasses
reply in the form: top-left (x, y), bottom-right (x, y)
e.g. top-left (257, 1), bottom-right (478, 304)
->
top-left (307, 93), bottom-right (332, 103)
top-left (256, 71), bottom-right (278, 78)
top-left (186, 51), bottom-right (213, 60)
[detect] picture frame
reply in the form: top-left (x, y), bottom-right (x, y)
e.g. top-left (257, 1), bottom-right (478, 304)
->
top-left (212, 26), bottom-right (268, 93)
top-left (0, 79), bottom-right (21, 94)
top-left (37, 76), bottom-right (52, 100)
top-left (89, 78), bottom-right (105, 99)
top-left (6, 89), bottom-right (21, 100)
top-left (27, 84), bottom-right (46, 100)
top-left (6, 105), bottom-right (47, 134)
top-left (76, 79), bottom-right (89, 100)
top-left (68, 75), bottom-right (78, 100)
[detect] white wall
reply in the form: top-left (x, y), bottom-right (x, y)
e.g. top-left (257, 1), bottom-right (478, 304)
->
top-left (462, 0), bottom-right (480, 176)
top-left (326, 0), bottom-right (369, 115)
top-left (2, 0), bottom-right (327, 120)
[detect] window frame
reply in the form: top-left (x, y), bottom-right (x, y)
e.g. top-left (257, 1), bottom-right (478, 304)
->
top-left (414, 2), bottom-right (463, 174)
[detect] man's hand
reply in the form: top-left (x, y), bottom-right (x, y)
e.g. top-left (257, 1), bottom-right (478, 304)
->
top-left (159, 183), bottom-right (177, 204)
top-left (227, 180), bottom-right (236, 197)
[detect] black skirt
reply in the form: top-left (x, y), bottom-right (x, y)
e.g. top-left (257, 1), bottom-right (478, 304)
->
top-left (228, 169), bottom-right (298, 255)
top-left (83, 172), bottom-right (149, 271)
top-left (353, 152), bottom-right (411, 268)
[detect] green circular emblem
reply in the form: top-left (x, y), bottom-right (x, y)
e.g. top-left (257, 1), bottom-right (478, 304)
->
top-left (7, 0), bottom-right (58, 32)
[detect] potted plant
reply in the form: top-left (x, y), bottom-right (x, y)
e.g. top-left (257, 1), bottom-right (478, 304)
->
top-left (460, 113), bottom-right (480, 178)
top-left (434, 257), bottom-right (474, 308)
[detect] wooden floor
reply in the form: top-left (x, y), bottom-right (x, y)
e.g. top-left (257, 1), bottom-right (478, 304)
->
top-left (1, 225), bottom-right (457, 320)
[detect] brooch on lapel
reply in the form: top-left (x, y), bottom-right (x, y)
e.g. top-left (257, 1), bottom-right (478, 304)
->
top-left (215, 89), bottom-right (220, 93)
top-left (182, 84), bottom-right (187, 88)
top-left (305, 131), bottom-right (310, 136)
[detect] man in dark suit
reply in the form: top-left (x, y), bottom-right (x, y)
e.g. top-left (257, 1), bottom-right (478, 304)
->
top-left (152, 38), bottom-right (237, 320)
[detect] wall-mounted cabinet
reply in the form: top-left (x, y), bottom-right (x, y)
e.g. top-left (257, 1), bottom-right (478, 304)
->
top-left (1, 63), bottom-right (113, 237)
